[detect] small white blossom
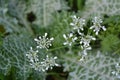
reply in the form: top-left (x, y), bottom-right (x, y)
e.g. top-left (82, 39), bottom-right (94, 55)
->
top-left (26, 47), bottom-right (59, 72)
top-left (30, 62), bottom-right (45, 72)
top-left (70, 15), bottom-right (85, 34)
top-left (90, 16), bottom-right (106, 35)
top-left (80, 35), bottom-right (96, 48)
top-left (63, 33), bottom-right (77, 46)
top-left (77, 29), bottom-right (84, 35)
top-left (26, 47), bottom-right (39, 63)
top-left (26, 47), bottom-right (44, 71)
top-left (80, 35), bottom-right (96, 55)
top-left (81, 46), bottom-right (91, 55)
top-left (34, 33), bottom-right (54, 50)
top-left (41, 55), bottom-right (59, 70)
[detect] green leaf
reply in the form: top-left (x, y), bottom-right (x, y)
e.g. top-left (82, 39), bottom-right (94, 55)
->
top-left (0, 34), bottom-right (45, 80)
top-left (62, 51), bottom-right (120, 80)
top-left (101, 34), bottom-right (120, 53)
top-left (83, 0), bottom-right (120, 18)
top-left (26, 0), bottom-right (69, 27)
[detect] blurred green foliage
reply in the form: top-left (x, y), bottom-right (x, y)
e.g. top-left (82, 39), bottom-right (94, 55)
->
top-left (0, 0), bottom-right (120, 80)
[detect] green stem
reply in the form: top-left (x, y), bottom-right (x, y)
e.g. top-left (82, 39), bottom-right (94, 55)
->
top-left (113, 48), bottom-right (120, 54)
top-left (48, 46), bottom-right (67, 52)
top-left (48, 42), bottom-right (80, 52)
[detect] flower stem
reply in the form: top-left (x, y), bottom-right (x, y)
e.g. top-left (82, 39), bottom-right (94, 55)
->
top-left (48, 46), bottom-right (67, 52)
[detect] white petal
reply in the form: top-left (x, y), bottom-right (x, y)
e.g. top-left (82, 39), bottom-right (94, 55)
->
top-left (92, 37), bottom-right (96, 40)
top-left (36, 50), bottom-right (39, 53)
top-left (70, 23), bottom-right (75, 26)
top-left (49, 44), bottom-right (52, 46)
top-left (82, 19), bottom-right (85, 22)
top-left (111, 71), bottom-right (116, 75)
top-left (63, 34), bottom-right (67, 39)
top-left (71, 15), bottom-right (76, 19)
top-left (69, 33), bottom-right (73, 37)
top-left (45, 33), bottom-right (48, 37)
top-left (46, 55), bottom-right (49, 58)
top-left (39, 36), bottom-right (41, 39)
top-left (87, 46), bottom-right (92, 50)
top-left (34, 38), bottom-right (38, 41)
top-left (74, 37), bottom-right (77, 40)
top-left (81, 28), bottom-right (84, 31)
top-left (30, 47), bottom-right (32, 50)
top-left (54, 56), bottom-right (57, 59)
top-left (55, 63), bottom-right (59, 66)
top-left (95, 31), bottom-right (98, 35)
top-left (90, 26), bottom-right (94, 29)
top-left (37, 46), bottom-right (40, 48)
top-left (50, 37), bottom-right (54, 41)
top-left (80, 41), bottom-right (82, 44)
top-left (63, 42), bottom-right (67, 45)
top-left (69, 43), bottom-right (72, 46)
top-left (102, 26), bottom-right (106, 31)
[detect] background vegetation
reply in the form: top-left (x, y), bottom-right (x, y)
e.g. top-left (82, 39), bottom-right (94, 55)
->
top-left (0, 0), bottom-right (120, 80)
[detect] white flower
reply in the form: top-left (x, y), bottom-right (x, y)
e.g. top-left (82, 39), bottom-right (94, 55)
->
top-left (26, 47), bottom-right (45, 71)
top-left (81, 46), bottom-right (91, 55)
top-left (63, 33), bottom-right (77, 46)
top-left (80, 35), bottom-right (96, 48)
top-left (79, 44), bottom-right (91, 56)
top-left (26, 47), bottom-right (39, 63)
top-left (41, 55), bottom-right (59, 70)
top-left (90, 16), bottom-right (106, 35)
top-left (26, 47), bottom-right (59, 72)
top-left (70, 15), bottom-right (86, 31)
top-left (30, 62), bottom-right (45, 72)
top-left (79, 35), bottom-right (96, 55)
top-left (34, 33), bottom-right (54, 50)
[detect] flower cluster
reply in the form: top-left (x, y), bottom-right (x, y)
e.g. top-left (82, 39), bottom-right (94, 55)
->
top-left (76, 35), bottom-right (96, 61)
top-left (80, 35), bottom-right (96, 55)
top-left (70, 15), bottom-right (85, 35)
top-left (34, 33), bottom-right (54, 50)
top-left (41, 55), bottom-right (59, 70)
top-left (26, 33), bottom-right (58, 72)
top-left (63, 33), bottom-right (77, 46)
top-left (90, 16), bottom-right (106, 35)
top-left (70, 15), bottom-right (85, 31)
top-left (63, 15), bottom-right (106, 61)
top-left (26, 48), bottom-right (58, 71)
top-left (26, 47), bottom-right (43, 71)
top-left (26, 47), bottom-right (39, 63)
top-left (112, 63), bottom-right (120, 79)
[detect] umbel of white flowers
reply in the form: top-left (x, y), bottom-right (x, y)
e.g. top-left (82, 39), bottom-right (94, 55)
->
top-left (26, 47), bottom-right (59, 72)
top-left (63, 15), bottom-right (106, 59)
top-left (80, 35), bottom-right (96, 55)
top-left (63, 33), bottom-right (77, 46)
top-left (90, 16), bottom-right (106, 35)
top-left (70, 15), bottom-right (85, 31)
top-left (26, 33), bottom-right (59, 72)
top-left (70, 15), bottom-right (85, 35)
top-left (34, 33), bottom-right (54, 50)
